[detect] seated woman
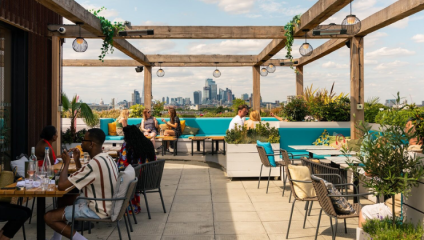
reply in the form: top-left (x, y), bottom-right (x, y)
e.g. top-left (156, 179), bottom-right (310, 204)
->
top-left (161, 107), bottom-right (181, 152)
top-left (116, 109), bottom-right (129, 136)
top-left (35, 125), bottom-right (58, 165)
top-left (0, 203), bottom-right (32, 240)
top-left (244, 110), bottom-right (261, 129)
top-left (358, 194), bottom-right (402, 227)
top-left (117, 125), bottom-right (156, 214)
top-left (140, 108), bottom-right (159, 149)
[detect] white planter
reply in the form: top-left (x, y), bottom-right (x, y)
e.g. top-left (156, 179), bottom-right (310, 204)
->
top-left (225, 143), bottom-right (281, 177)
top-left (356, 228), bottom-right (371, 240)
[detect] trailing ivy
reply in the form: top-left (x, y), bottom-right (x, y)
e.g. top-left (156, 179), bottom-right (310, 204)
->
top-left (284, 14), bottom-right (301, 73)
top-left (89, 7), bottom-right (125, 62)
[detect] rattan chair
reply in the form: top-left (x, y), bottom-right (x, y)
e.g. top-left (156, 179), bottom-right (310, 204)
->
top-left (285, 163), bottom-right (318, 239)
top-left (70, 179), bottom-right (138, 240)
top-left (311, 174), bottom-right (373, 240)
top-left (256, 146), bottom-right (285, 194)
top-left (136, 160), bottom-right (167, 219)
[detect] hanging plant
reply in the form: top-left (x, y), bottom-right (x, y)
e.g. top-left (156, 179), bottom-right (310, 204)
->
top-left (89, 7), bottom-right (125, 62)
top-left (284, 14), bottom-right (301, 73)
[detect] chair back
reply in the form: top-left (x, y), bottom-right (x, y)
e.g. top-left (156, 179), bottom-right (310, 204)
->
top-left (137, 159), bottom-right (166, 192)
top-left (300, 157), bottom-right (346, 184)
top-left (281, 149), bottom-right (291, 166)
top-left (286, 164), bottom-right (304, 200)
top-left (311, 174), bottom-right (337, 217)
top-left (133, 164), bottom-right (142, 179)
top-left (115, 178), bottom-right (138, 221)
top-left (256, 146), bottom-right (272, 167)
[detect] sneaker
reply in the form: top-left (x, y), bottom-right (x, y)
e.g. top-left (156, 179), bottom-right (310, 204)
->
top-left (156, 145), bottom-right (163, 150)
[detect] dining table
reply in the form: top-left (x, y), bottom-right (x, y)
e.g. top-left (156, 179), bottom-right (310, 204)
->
top-left (288, 145), bottom-right (336, 158)
top-left (307, 149), bottom-right (356, 158)
top-left (0, 183), bottom-right (75, 240)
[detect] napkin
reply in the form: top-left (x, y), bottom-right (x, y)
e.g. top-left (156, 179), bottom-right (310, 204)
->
top-left (16, 181), bottom-right (25, 187)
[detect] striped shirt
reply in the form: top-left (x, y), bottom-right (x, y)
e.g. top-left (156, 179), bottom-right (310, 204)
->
top-left (68, 153), bottom-right (118, 219)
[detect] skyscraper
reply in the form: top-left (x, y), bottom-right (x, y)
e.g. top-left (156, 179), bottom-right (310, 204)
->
top-left (166, 96), bottom-right (169, 105)
top-left (132, 90), bottom-right (141, 105)
top-left (193, 91), bottom-right (201, 104)
top-left (203, 86), bottom-right (210, 104)
top-left (162, 97), bottom-right (165, 103)
top-left (205, 78), bottom-right (217, 102)
top-left (219, 88), bottom-right (225, 101)
top-left (241, 93), bottom-right (249, 101)
top-left (111, 98), bottom-right (115, 109)
top-left (185, 98), bottom-right (190, 105)
top-left (226, 88), bottom-right (233, 104)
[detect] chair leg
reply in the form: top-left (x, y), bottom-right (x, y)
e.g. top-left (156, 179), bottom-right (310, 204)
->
top-left (286, 199), bottom-right (296, 239)
top-left (282, 170), bottom-right (287, 197)
top-left (88, 220), bottom-right (92, 234)
top-left (22, 220), bottom-right (26, 240)
top-left (308, 201), bottom-right (313, 216)
top-left (258, 164), bottom-right (263, 189)
top-left (330, 217), bottom-right (334, 238)
top-left (303, 201), bottom-right (309, 229)
top-left (334, 218), bottom-right (338, 240)
top-left (116, 221), bottom-right (123, 240)
top-left (124, 213), bottom-right (132, 240)
top-left (29, 197), bottom-right (35, 224)
top-left (126, 209), bottom-right (133, 232)
top-left (266, 167), bottom-right (272, 194)
top-left (25, 197), bottom-right (29, 207)
top-left (158, 187), bottom-right (167, 213)
top-left (344, 218), bottom-right (347, 234)
top-left (289, 191), bottom-right (292, 203)
top-left (81, 221), bottom-right (84, 235)
top-left (142, 192), bottom-right (151, 219)
top-left (129, 200), bottom-right (137, 224)
top-left (304, 201), bottom-right (309, 210)
top-left (315, 209), bottom-right (323, 240)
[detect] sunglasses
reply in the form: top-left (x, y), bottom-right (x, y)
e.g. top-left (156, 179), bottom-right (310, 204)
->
top-left (147, 111), bottom-right (151, 113)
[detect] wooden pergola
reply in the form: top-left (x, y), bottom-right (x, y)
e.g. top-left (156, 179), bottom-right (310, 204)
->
top-left (36, 0), bottom-right (424, 152)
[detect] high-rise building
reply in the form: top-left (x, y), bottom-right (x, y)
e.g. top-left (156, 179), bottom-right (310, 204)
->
top-left (205, 78), bottom-right (217, 102)
top-left (275, 100), bottom-right (280, 105)
top-left (385, 99), bottom-right (396, 107)
top-left (241, 93), bottom-right (249, 101)
top-left (219, 88), bottom-right (225, 102)
top-left (226, 89), bottom-right (233, 104)
top-left (193, 91), bottom-right (201, 104)
top-left (203, 86), bottom-right (210, 103)
top-left (111, 98), bottom-right (115, 109)
top-left (166, 96), bottom-right (169, 105)
top-left (287, 95), bottom-right (296, 103)
top-left (132, 90), bottom-right (141, 104)
top-left (185, 98), bottom-right (190, 105)
top-left (162, 97), bottom-right (165, 103)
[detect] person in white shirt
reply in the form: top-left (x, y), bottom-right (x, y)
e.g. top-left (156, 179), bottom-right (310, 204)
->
top-left (228, 104), bottom-right (249, 131)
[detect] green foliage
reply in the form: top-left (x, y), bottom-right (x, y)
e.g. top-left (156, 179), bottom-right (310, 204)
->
top-left (129, 104), bottom-right (144, 118)
top-left (152, 100), bottom-right (165, 117)
top-left (283, 96), bottom-right (309, 121)
top-left (89, 7), bottom-right (125, 62)
top-left (225, 122), bottom-right (280, 144)
top-left (83, 112), bottom-right (100, 127)
top-left (321, 97), bottom-right (350, 121)
top-left (346, 92), bottom-right (424, 226)
top-left (62, 129), bottom-right (88, 144)
top-left (375, 108), bottom-right (423, 126)
top-left (61, 93), bottom-right (96, 142)
top-left (362, 217), bottom-right (424, 240)
top-left (364, 97), bottom-right (387, 123)
top-left (232, 98), bottom-right (247, 113)
top-left (410, 107), bottom-right (424, 153)
top-left (284, 14), bottom-right (301, 72)
top-left (93, 109), bottom-right (121, 119)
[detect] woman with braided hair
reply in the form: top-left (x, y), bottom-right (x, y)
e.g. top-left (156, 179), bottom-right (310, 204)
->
top-left (117, 125), bottom-right (156, 214)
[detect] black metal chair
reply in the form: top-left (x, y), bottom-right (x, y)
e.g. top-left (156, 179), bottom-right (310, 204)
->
top-left (256, 146), bottom-right (285, 194)
top-left (136, 160), bottom-right (167, 219)
top-left (126, 164), bottom-right (142, 228)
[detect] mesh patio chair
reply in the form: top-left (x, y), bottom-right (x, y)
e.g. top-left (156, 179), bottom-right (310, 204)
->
top-left (285, 163), bottom-right (318, 239)
top-left (311, 174), bottom-right (373, 240)
top-left (136, 160), bottom-right (167, 219)
top-left (127, 164), bottom-right (142, 227)
top-left (256, 146), bottom-right (285, 194)
top-left (70, 179), bottom-right (138, 240)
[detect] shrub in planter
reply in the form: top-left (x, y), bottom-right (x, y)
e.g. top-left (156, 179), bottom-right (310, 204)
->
top-left (62, 129), bottom-right (88, 144)
top-left (225, 122), bottom-right (280, 144)
top-left (364, 97), bottom-right (387, 123)
top-left (322, 96), bottom-right (350, 121)
top-left (283, 96), bottom-right (309, 121)
top-left (362, 217), bottom-right (423, 240)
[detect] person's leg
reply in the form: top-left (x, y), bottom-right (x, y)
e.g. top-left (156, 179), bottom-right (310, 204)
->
top-left (358, 210), bottom-right (365, 228)
top-left (0, 203), bottom-right (31, 240)
top-left (44, 208), bottom-right (73, 238)
top-left (57, 190), bottom-right (80, 209)
top-left (164, 130), bottom-right (175, 149)
top-left (150, 132), bottom-right (157, 148)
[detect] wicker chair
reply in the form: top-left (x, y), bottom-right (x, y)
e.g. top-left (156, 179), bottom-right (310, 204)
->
top-left (280, 149), bottom-right (300, 199)
top-left (311, 174), bottom-right (373, 240)
top-left (285, 163), bottom-right (318, 239)
top-left (300, 157), bottom-right (347, 185)
top-left (256, 146), bottom-right (285, 194)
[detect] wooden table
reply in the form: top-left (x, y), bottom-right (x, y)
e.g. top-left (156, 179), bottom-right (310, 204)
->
top-left (307, 149), bottom-right (356, 158)
top-left (288, 145), bottom-right (335, 150)
top-left (189, 136), bottom-right (207, 156)
top-left (208, 136), bottom-right (226, 155)
top-left (53, 162), bottom-right (78, 173)
top-left (0, 183), bottom-right (75, 240)
top-left (160, 137), bottom-right (178, 156)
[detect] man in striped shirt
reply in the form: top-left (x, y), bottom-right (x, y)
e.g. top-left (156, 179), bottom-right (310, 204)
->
top-left (45, 128), bottom-right (118, 240)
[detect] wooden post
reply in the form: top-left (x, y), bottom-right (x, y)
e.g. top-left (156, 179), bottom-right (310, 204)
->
top-left (252, 66), bottom-right (261, 111)
top-left (52, 36), bottom-right (61, 154)
top-left (350, 37), bottom-right (364, 139)
top-left (144, 66), bottom-right (152, 110)
top-left (296, 65), bottom-right (304, 96)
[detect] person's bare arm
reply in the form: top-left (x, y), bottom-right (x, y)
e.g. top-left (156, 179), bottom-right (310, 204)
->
top-left (270, 112), bottom-right (284, 121)
top-left (167, 121), bottom-right (178, 128)
top-left (140, 120), bottom-right (147, 131)
top-left (57, 150), bottom-right (74, 191)
top-left (154, 117), bottom-right (159, 128)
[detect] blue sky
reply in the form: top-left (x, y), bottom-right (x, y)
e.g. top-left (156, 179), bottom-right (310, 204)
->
top-left (63, 0), bottom-right (424, 105)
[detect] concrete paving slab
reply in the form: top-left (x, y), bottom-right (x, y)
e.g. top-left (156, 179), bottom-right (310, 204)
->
top-left (171, 202), bottom-right (213, 212)
top-left (213, 202), bottom-right (257, 212)
top-left (215, 234), bottom-right (270, 240)
top-left (163, 222), bottom-right (215, 235)
top-left (168, 211), bottom-right (214, 223)
top-left (214, 211), bottom-right (261, 222)
top-left (214, 221), bottom-right (267, 234)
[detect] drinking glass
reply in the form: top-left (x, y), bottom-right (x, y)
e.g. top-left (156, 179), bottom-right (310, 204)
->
top-left (39, 172), bottom-right (47, 190)
top-left (27, 162), bottom-right (36, 180)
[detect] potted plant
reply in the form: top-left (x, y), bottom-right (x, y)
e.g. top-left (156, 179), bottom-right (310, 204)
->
top-left (345, 93), bottom-right (424, 239)
top-left (358, 217), bottom-right (424, 240)
top-left (283, 96), bottom-right (309, 121)
top-left (224, 122), bottom-right (280, 177)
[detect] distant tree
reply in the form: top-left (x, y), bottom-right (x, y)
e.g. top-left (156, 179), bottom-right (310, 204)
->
top-left (232, 98), bottom-right (247, 113)
top-left (129, 104), bottom-right (144, 118)
top-left (152, 100), bottom-right (165, 117)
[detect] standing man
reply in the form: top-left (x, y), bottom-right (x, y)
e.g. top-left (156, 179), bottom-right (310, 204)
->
top-left (228, 104), bottom-right (249, 131)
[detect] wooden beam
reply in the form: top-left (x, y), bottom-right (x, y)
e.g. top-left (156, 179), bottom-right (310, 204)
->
top-left (144, 66), bottom-right (152, 110)
top-left (297, 39), bottom-right (346, 66)
top-left (350, 37), bottom-right (364, 139)
top-left (146, 55), bottom-right (257, 63)
top-left (252, 66), bottom-right (261, 111)
top-left (52, 36), bottom-right (61, 154)
top-left (294, 0), bottom-right (351, 36)
top-left (296, 66), bottom-right (304, 96)
top-left (255, 39), bottom-right (286, 66)
top-left (37, 0), bottom-right (150, 66)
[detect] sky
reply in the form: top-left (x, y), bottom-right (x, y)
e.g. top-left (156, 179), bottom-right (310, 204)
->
top-left (63, 0), bottom-right (424, 105)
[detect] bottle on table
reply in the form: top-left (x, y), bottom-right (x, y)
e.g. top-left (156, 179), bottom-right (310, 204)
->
top-left (28, 147), bottom-right (37, 179)
top-left (42, 147), bottom-right (53, 189)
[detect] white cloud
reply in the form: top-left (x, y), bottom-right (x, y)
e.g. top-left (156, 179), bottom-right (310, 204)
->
top-left (389, 17), bottom-right (409, 29)
top-left (81, 4), bottom-right (119, 18)
top-left (258, 0), bottom-right (305, 16)
top-left (366, 47), bottom-right (415, 59)
top-left (412, 34), bottom-right (424, 43)
top-left (135, 40), bottom-right (177, 54)
top-left (187, 40), bottom-right (269, 54)
top-left (365, 32), bottom-right (388, 47)
top-left (322, 61), bottom-right (348, 69)
top-left (134, 7), bottom-right (137, 11)
top-left (201, 0), bottom-right (255, 14)
top-left (246, 14), bottom-right (262, 18)
top-left (140, 20), bottom-right (168, 26)
top-left (63, 18), bottom-right (73, 24)
top-left (375, 60), bottom-right (408, 70)
top-left (112, 18), bottom-right (125, 23)
top-left (364, 59), bottom-right (378, 65)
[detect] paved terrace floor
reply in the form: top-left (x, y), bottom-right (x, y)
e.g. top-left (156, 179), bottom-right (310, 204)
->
top-left (1, 160), bottom-right (373, 240)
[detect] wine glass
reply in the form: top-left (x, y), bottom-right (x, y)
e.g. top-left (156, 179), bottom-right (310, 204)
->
top-left (27, 160), bottom-right (36, 180)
